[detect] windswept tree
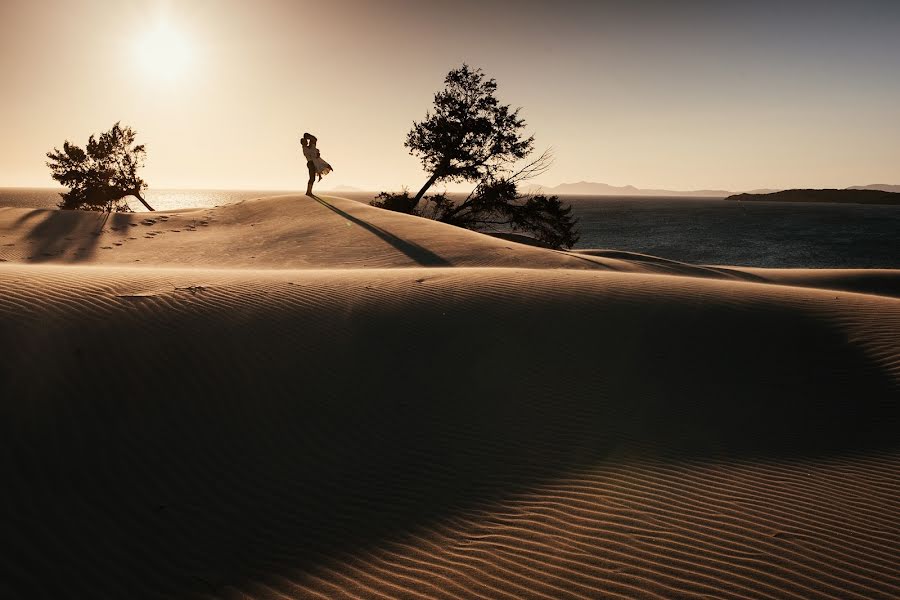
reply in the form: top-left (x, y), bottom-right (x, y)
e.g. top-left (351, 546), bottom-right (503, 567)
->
top-left (373, 65), bottom-right (578, 249)
top-left (405, 64), bottom-right (534, 209)
top-left (46, 122), bottom-right (154, 212)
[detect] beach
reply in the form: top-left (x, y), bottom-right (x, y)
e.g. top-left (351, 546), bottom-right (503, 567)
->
top-left (1, 194), bottom-right (898, 599)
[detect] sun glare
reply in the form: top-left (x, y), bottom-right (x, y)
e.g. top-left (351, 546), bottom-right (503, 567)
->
top-left (135, 23), bottom-right (193, 81)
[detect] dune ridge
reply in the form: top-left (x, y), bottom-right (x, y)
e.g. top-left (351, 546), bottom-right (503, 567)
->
top-left (3, 195), bottom-right (898, 299)
top-left (1, 195), bottom-right (898, 599)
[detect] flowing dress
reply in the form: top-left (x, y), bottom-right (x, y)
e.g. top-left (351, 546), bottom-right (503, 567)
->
top-left (312, 155), bottom-right (333, 177)
top-left (303, 145), bottom-right (333, 176)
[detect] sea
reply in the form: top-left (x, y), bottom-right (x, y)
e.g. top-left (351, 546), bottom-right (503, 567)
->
top-left (2, 187), bottom-right (898, 269)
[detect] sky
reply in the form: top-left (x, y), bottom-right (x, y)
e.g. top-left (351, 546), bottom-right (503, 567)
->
top-left (1, 0), bottom-right (899, 192)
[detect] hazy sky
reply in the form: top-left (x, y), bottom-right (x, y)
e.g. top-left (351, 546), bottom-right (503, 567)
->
top-left (1, 0), bottom-right (898, 191)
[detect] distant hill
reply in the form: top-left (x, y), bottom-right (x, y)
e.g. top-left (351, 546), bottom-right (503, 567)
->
top-left (743, 188), bottom-right (782, 195)
top-left (526, 181), bottom-right (900, 199)
top-left (847, 184), bottom-right (900, 193)
top-left (531, 181), bottom-right (732, 197)
top-left (727, 189), bottom-right (900, 205)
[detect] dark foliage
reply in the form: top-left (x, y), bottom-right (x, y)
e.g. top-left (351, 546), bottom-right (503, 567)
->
top-left (46, 122), bottom-right (154, 212)
top-left (371, 188), bottom-right (417, 213)
top-left (376, 170), bottom-right (579, 250)
top-left (405, 64), bottom-right (534, 207)
top-left (374, 65), bottom-right (580, 249)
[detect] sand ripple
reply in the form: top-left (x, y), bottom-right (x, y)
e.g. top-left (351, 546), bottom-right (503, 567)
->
top-left (2, 263), bottom-right (898, 599)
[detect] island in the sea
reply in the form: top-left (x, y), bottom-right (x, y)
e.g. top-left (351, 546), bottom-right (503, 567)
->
top-left (727, 188), bottom-right (900, 205)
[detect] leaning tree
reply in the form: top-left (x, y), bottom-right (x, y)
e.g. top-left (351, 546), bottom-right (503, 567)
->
top-left (372, 65), bottom-right (578, 249)
top-left (46, 122), bottom-right (154, 212)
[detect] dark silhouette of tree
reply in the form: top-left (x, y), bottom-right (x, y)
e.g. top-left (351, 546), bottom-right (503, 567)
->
top-left (46, 122), bottom-right (154, 212)
top-left (374, 149), bottom-right (579, 249)
top-left (404, 64), bottom-right (533, 209)
top-left (372, 65), bottom-right (579, 249)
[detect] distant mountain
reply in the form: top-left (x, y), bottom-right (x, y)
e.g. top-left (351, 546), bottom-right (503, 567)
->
top-left (524, 181), bottom-right (900, 199)
top-left (727, 189), bottom-right (900, 205)
top-left (327, 184), bottom-right (363, 192)
top-left (847, 184), bottom-right (900, 193)
top-left (529, 181), bottom-right (732, 197)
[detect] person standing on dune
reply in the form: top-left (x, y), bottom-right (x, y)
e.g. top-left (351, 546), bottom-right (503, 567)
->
top-left (301, 132), bottom-right (333, 197)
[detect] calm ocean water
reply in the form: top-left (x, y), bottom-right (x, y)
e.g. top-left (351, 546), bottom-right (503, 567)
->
top-left (2, 188), bottom-right (898, 269)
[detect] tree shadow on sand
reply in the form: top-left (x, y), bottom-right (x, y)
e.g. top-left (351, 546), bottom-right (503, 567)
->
top-left (310, 194), bottom-right (452, 266)
top-left (15, 209), bottom-right (134, 263)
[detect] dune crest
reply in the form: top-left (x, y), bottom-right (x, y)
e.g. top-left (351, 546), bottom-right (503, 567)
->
top-left (2, 194), bottom-right (897, 298)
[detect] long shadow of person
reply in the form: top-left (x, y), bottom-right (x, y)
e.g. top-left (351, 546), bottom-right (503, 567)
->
top-left (309, 195), bottom-right (451, 267)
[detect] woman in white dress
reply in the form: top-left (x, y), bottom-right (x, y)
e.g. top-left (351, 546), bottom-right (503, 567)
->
top-left (301, 132), bottom-right (333, 196)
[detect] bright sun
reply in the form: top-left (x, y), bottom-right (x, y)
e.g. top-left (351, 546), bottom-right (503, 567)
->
top-left (135, 23), bottom-right (194, 81)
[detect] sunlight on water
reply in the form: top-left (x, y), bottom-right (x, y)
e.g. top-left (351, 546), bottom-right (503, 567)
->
top-left (140, 189), bottom-right (298, 212)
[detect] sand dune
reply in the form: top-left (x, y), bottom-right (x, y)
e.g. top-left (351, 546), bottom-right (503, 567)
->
top-left (1, 195), bottom-right (898, 599)
top-left (3, 195), bottom-right (897, 298)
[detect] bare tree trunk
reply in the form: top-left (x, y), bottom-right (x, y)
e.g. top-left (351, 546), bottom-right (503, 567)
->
top-left (132, 192), bottom-right (155, 212)
top-left (410, 171), bottom-right (441, 211)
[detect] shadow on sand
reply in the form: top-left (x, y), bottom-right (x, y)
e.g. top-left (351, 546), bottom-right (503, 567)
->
top-left (14, 208), bottom-right (134, 263)
top-left (310, 194), bottom-right (452, 266)
top-left (2, 279), bottom-right (898, 598)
